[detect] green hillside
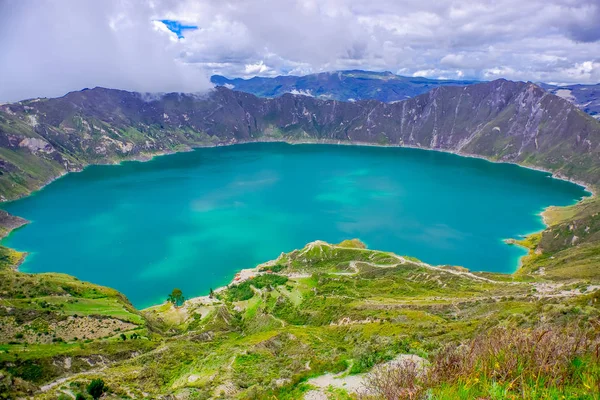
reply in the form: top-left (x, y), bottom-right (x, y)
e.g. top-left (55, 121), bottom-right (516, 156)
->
top-left (1, 228), bottom-right (598, 398)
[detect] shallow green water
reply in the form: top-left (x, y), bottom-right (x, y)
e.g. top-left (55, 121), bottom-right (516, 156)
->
top-left (1, 143), bottom-right (588, 307)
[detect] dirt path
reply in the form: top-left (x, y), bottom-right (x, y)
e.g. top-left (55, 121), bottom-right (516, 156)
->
top-left (40, 345), bottom-right (169, 393)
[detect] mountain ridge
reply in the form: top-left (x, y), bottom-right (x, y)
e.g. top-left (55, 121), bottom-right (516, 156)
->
top-left (211, 70), bottom-right (600, 118)
top-left (0, 78), bottom-right (599, 205)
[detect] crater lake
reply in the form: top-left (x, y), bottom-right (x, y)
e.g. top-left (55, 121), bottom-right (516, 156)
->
top-left (1, 142), bottom-right (589, 307)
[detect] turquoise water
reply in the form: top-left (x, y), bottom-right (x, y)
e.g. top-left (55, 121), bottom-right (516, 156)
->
top-left (1, 143), bottom-right (588, 307)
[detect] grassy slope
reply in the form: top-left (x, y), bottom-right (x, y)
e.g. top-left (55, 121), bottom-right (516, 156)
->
top-left (1, 236), bottom-right (598, 399)
top-left (0, 247), bottom-right (157, 397)
top-left (515, 192), bottom-right (600, 281)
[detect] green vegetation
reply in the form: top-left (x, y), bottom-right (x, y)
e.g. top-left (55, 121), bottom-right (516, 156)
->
top-left (86, 378), bottom-right (106, 399)
top-left (0, 245), bottom-right (25, 270)
top-left (516, 193), bottom-right (600, 281)
top-left (167, 288), bottom-right (185, 307)
top-left (0, 234), bottom-right (598, 398)
top-left (1, 81), bottom-right (599, 397)
top-left (224, 274), bottom-right (289, 302)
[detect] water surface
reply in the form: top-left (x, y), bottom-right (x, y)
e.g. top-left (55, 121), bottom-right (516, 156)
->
top-left (2, 143), bottom-right (588, 307)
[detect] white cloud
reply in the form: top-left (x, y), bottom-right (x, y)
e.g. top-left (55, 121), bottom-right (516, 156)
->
top-left (0, 0), bottom-right (212, 102)
top-left (1, 0), bottom-right (599, 102)
top-left (244, 61), bottom-right (272, 76)
top-left (288, 89), bottom-right (313, 96)
top-left (151, 20), bottom-right (180, 42)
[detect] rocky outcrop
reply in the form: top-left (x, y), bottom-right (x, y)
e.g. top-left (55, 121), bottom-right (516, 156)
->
top-left (0, 210), bottom-right (27, 237)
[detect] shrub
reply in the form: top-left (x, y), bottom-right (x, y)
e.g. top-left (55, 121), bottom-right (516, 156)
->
top-left (87, 378), bottom-right (106, 399)
top-left (260, 264), bottom-right (287, 273)
top-left (227, 274), bottom-right (288, 301)
top-left (361, 358), bottom-right (427, 400)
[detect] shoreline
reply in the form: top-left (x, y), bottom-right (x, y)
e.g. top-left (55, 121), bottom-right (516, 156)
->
top-left (1, 138), bottom-right (594, 205)
top-left (0, 138), bottom-right (595, 309)
top-left (211, 137), bottom-right (595, 195)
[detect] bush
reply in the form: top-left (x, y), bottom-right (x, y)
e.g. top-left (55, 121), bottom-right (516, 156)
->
top-left (87, 378), bottom-right (106, 399)
top-left (260, 264), bottom-right (287, 273)
top-left (8, 361), bottom-right (43, 382)
top-left (227, 274), bottom-right (288, 301)
top-left (361, 358), bottom-right (427, 400)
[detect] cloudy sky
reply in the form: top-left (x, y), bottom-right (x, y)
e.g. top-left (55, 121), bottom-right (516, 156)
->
top-left (0, 0), bottom-right (599, 101)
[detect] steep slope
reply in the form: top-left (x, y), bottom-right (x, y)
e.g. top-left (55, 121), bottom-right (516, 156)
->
top-left (1, 79), bottom-right (599, 204)
top-left (212, 70), bottom-right (600, 120)
top-left (211, 70), bottom-right (477, 102)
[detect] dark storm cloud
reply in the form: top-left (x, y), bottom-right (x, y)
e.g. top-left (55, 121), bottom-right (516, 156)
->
top-left (565, 2), bottom-right (600, 43)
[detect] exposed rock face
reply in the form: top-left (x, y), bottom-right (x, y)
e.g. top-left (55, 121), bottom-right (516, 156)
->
top-left (0, 79), bottom-right (599, 201)
top-left (18, 137), bottom-right (53, 153)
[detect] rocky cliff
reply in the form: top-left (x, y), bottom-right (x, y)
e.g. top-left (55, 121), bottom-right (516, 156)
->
top-left (0, 79), bottom-right (599, 200)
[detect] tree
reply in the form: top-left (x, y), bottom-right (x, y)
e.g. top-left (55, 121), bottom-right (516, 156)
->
top-left (167, 288), bottom-right (185, 307)
top-left (87, 378), bottom-right (106, 399)
top-left (75, 394), bottom-right (86, 400)
top-left (209, 288), bottom-right (214, 299)
top-left (120, 333), bottom-right (127, 341)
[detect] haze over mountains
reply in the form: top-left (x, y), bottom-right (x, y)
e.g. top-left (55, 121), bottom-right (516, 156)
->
top-left (212, 70), bottom-right (600, 119)
top-left (1, 78), bottom-right (599, 203)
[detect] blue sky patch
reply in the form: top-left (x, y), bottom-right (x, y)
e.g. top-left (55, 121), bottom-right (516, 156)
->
top-left (159, 20), bottom-right (198, 39)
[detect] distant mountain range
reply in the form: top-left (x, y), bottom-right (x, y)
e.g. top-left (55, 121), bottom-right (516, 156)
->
top-left (211, 70), bottom-right (478, 103)
top-left (538, 82), bottom-right (600, 119)
top-left (211, 70), bottom-right (600, 119)
top-left (1, 79), bottom-right (599, 202)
